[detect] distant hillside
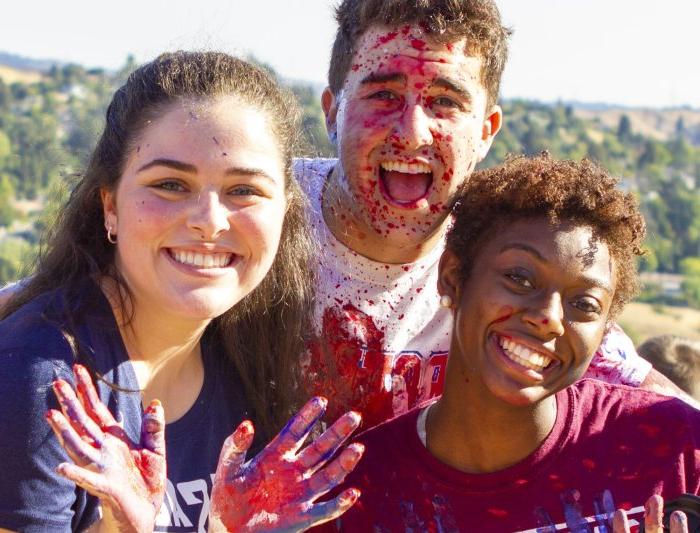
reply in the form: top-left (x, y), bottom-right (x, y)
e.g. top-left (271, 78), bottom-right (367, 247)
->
top-left (0, 65), bottom-right (42, 84)
top-left (574, 106), bottom-right (700, 145)
top-left (0, 51), bottom-right (58, 72)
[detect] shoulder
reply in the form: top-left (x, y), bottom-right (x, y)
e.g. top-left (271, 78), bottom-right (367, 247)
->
top-left (0, 289), bottom-right (79, 375)
top-left (586, 324), bottom-right (652, 386)
top-left (293, 157), bottom-right (337, 194)
top-left (571, 379), bottom-right (700, 440)
top-left (350, 405), bottom-right (426, 476)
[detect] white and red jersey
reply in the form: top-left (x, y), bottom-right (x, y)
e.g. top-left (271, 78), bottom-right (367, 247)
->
top-left (294, 158), bottom-right (652, 428)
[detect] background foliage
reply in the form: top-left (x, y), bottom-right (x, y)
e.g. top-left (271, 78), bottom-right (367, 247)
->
top-left (1, 56), bottom-right (700, 308)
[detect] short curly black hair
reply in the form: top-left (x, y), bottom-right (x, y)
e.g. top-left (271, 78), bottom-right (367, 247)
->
top-left (446, 153), bottom-right (646, 319)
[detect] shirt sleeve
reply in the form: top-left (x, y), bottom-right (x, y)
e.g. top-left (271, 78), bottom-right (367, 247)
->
top-left (584, 323), bottom-right (652, 386)
top-left (0, 346), bottom-right (98, 532)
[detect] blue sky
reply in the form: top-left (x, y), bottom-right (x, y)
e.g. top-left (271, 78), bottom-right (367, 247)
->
top-left (1, 0), bottom-right (698, 108)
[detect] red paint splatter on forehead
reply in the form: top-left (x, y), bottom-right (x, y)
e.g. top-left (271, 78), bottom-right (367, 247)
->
top-left (410, 39), bottom-right (427, 51)
top-left (374, 31), bottom-right (399, 48)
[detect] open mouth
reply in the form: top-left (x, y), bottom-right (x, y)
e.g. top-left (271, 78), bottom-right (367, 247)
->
top-left (167, 249), bottom-right (236, 269)
top-left (497, 336), bottom-right (555, 374)
top-left (379, 161), bottom-right (433, 207)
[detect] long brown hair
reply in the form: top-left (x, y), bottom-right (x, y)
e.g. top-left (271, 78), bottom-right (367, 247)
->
top-left (2, 51), bottom-right (316, 440)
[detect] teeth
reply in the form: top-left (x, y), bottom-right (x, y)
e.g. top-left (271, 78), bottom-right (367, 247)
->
top-left (499, 338), bottom-right (553, 372)
top-left (380, 161), bottom-right (432, 174)
top-left (170, 250), bottom-right (232, 268)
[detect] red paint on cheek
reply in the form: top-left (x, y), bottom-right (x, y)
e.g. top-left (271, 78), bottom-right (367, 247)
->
top-left (541, 318), bottom-right (549, 325)
top-left (414, 82), bottom-right (425, 90)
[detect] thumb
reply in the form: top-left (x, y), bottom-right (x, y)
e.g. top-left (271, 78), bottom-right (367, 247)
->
top-left (141, 399), bottom-right (166, 457)
top-left (214, 420), bottom-right (255, 485)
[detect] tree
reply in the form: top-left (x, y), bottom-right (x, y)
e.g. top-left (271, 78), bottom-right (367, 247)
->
top-left (617, 114), bottom-right (632, 141)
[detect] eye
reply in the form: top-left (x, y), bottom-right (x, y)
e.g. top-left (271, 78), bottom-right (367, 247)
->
top-left (367, 90), bottom-right (399, 101)
top-left (571, 297), bottom-right (602, 315)
top-left (505, 271), bottom-right (534, 289)
top-left (228, 184), bottom-right (261, 197)
top-left (152, 180), bottom-right (187, 193)
top-left (431, 96), bottom-right (463, 110)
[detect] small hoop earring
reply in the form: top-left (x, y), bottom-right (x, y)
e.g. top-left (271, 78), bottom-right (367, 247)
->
top-left (440, 295), bottom-right (453, 309)
top-left (107, 228), bottom-right (117, 244)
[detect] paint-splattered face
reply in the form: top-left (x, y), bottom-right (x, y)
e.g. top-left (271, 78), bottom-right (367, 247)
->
top-left (441, 218), bottom-right (615, 406)
top-left (324, 24), bottom-right (500, 244)
top-left (102, 96), bottom-right (287, 322)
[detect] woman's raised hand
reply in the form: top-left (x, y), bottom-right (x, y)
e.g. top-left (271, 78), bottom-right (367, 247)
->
top-left (209, 397), bottom-right (364, 532)
top-left (46, 364), bottom-right (166, 533)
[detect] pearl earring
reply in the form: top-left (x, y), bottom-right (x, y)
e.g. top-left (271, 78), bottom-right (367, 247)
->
top-left (440, 295), bottom-right (453, 308)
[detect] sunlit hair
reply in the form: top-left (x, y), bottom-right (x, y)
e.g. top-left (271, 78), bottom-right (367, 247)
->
top-left (2, 51), bottom-right (316, 439)
top-left (637, 335), bottom-right (700, 399)
top-left (328, 0), bottom-right (510, 108)
top-left (446, 152), bottom-right (646, 319)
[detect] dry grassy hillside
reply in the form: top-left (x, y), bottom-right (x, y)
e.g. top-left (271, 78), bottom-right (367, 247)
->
top-left (0, 64), bottom-right (42, 84)
top-left (619, 302), bottom-right (700, 346)
top-left (575, 107), bottom-right (700, 143)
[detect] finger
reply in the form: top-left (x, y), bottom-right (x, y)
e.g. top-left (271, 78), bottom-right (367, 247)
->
top-left (52, 379), bottom-right (105, 445)
top-left (214, 420), bottom-right (254, 485)
top-left (73, 364), bottom-right (118, 428)
top-left (298, 411), bottom-right (361, 471)
top-left (299, 488), bottom-right (360, 530)
top-left (644, 494), bottom-right (664, 533)
top-left (140, 399), bottom-right (165, 457)
top-left (305, 443), bottom-right (364, 500)
top-left (670, 511), bottom-right (689, 533)
top-left (56, 462), bottom-right (111, 500)
top-left (612, 509), bottom-right (631, 533)
top-left (45, 410), bottom-right (102, 466)
top-left (268, 397), bottom-right (327, 456)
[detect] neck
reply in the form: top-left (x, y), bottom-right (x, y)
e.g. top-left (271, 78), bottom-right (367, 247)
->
top-left (425, 363), bottom-right (557, 474)
top-left (100, 278), bottom-right (208, 421)
top-left (322, 163), bottom-right (448, 264)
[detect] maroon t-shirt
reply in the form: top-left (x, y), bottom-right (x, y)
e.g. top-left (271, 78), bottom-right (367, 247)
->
top-left (323, 379), bottom-right (700, 532)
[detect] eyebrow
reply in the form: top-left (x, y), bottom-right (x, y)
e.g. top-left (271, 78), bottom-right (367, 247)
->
top-left (499, 243), bottom-right (614, 294)
top-left (136, 158), bottom-right (278, 182)
top-left (360, 72), bottom-right (407, 86)
top-left (432, 77), bottom-right (473, 102)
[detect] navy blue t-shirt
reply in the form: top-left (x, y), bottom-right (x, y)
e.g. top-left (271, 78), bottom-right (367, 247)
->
top-left (0, 280), bottom-right (250, 532)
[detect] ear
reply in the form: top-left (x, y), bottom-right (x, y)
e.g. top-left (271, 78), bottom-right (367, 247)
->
top-left (101, 187), bottom-right (118, 233)
top-left (476, 104), bottom-right (502, 162)
top-left (321, 87), bottom-right (339, 142)
top-left (437, 249), bottom-right (462, 310)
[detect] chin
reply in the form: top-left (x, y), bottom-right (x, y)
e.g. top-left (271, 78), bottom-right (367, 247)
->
top-left (170, 290), bottom-right (246, 321)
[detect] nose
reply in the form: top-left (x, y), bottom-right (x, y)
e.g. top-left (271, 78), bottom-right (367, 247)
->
top-left (522, 291), bottom-right (565, 338)
top-left (187, 191), bottom-right (231, 240)
top-left (392, 101), bottom-right (433, 150)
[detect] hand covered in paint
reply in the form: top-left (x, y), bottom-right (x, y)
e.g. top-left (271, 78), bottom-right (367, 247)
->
top-left (612, 495), bottom-right (689, 533)
top-left (46, 364), bottom-right (166, 533)
top-left (208, 396), bottom-right (364, 532)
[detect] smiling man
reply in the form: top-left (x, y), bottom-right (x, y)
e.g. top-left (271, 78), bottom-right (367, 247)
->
top-left (297, 0), bottom-right (669, 429)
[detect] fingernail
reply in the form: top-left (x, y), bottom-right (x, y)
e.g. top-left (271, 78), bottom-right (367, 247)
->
top-left (671, 511), bottom-right (687, 526)
top-left (233, 420), bottom-right (254, 449)
top-left (350, 442), bottom-right (365, 455)
top-left (144, 399), bottom-right (162, 414)
top-left (340, 488), bottom-right (360, 506)
top-left (347, 411), bottom-right (362, 425)
top-left (315, 396), bottom-right (328, 409)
